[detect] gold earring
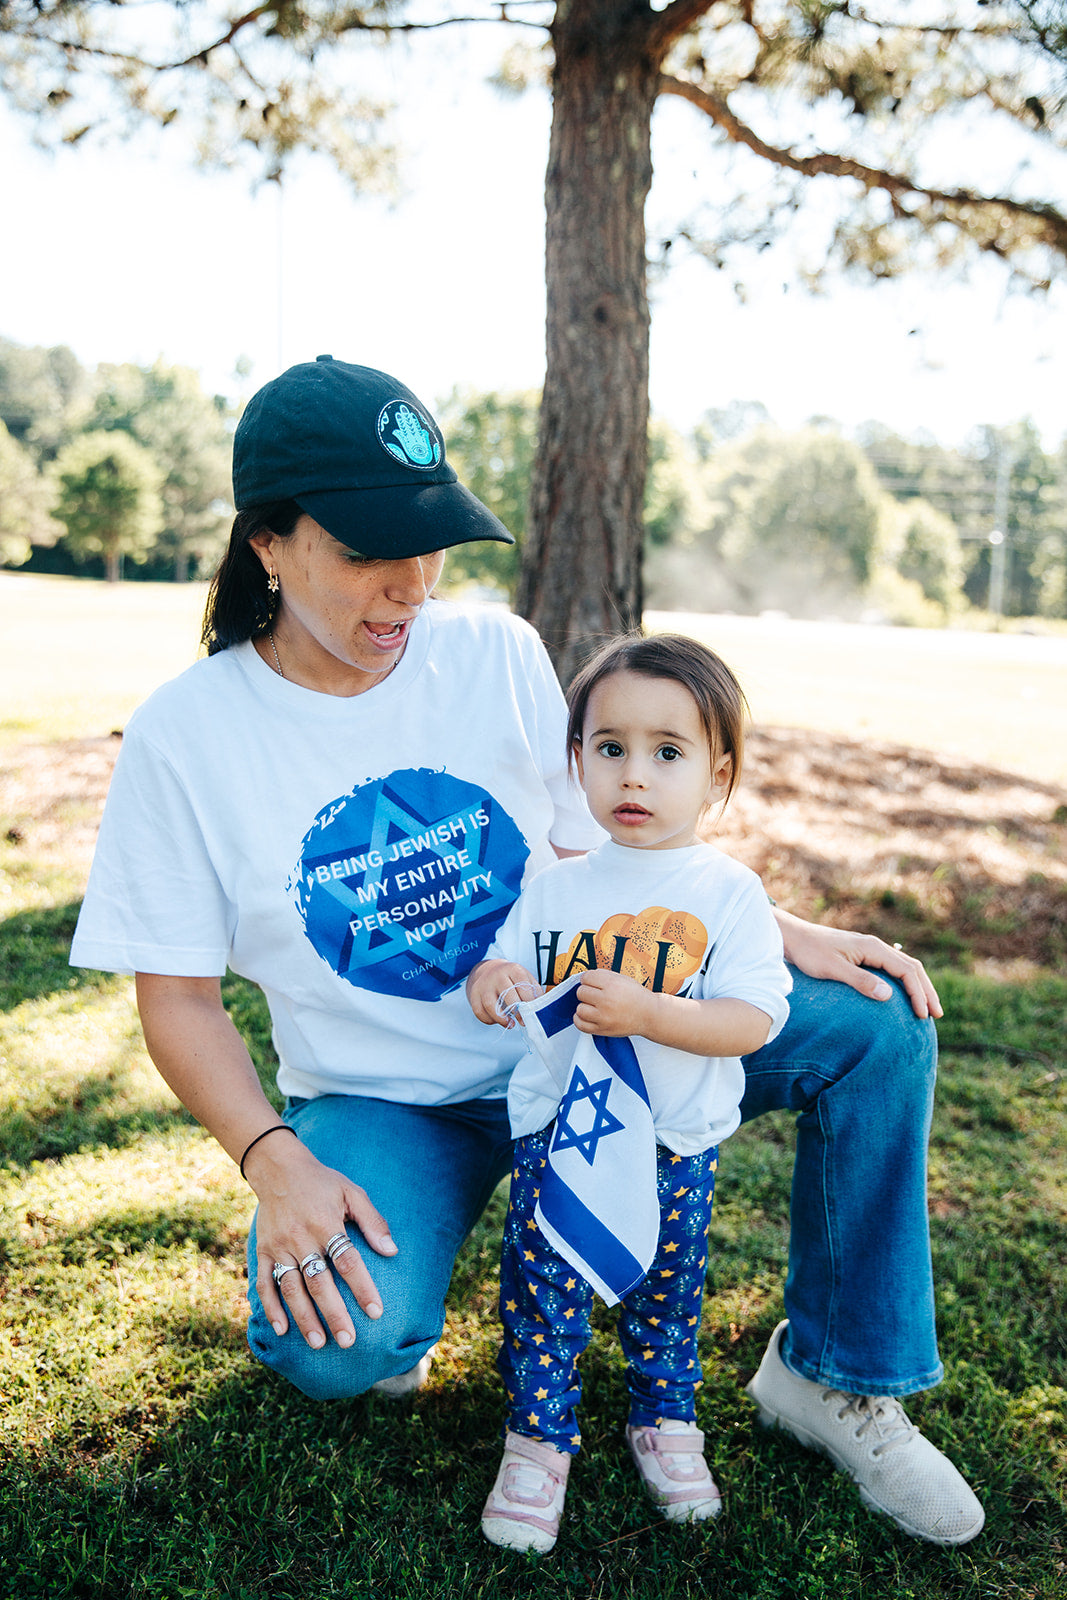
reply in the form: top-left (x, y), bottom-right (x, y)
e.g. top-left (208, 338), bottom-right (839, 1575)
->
top-left (267, 570), bottom-right (280, 595)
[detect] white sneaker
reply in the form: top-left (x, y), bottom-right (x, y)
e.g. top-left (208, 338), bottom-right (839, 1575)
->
top-left (481, 1431), bottom-right (571, 1553)
top-left (746, 1321), bottom-right (985, 1546)
top-left (371, 1344), bottom-right (436, 1399)
top-left (626, 1419), bottom-right (723, 1522)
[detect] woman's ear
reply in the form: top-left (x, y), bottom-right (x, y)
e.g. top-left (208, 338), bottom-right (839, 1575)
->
top-left (248, 529), bottom-right (275, 574)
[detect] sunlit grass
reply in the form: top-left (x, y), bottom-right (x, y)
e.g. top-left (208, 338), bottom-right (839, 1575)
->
top-left (0, 577), bottom-right (1064, 1597)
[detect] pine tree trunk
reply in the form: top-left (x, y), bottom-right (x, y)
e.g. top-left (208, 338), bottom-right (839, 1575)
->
top-left (517, 0), bottom-right (661, 684)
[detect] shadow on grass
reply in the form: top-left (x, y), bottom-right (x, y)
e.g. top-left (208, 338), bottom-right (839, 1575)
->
top-left (3, 1284), bottom-right (1066, 1600)
top-left (0, 900), bottom-right (99, 1010)
top-left (0, 1059), bottom-right (197, 1170)
top-left (2, 957), bottom-right (1065, 1595)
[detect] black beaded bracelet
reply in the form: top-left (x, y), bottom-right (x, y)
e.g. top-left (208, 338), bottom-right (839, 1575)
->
top-left (239, 1123), bottom-right (298, 1179)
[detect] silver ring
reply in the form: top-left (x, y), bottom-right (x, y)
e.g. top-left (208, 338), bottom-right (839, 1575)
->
top-left (300, 1252), bottom-right (328, 1279)
top-left (272, 1262), bottom-right (299, 1285)
top-left (329, 1239), bottom-right (354, 1262)
top-left (324, 1232), bottom-right (350, 1258)
top-left (893, 942), bottom-right (903, 951)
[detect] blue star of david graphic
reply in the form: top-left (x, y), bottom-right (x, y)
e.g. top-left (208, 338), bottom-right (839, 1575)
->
top-left (551, 1065), bottom-right (626, 1167)
top-left (296, 769), bottom-right (528, 997)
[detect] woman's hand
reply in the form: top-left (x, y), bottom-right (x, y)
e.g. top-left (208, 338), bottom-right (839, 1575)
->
top-left (466, 958), bottom-right (543, 1027)
top-left (244, 1132), bottom-right (398, 1348)
top-left (135, 972), bottom-right (398, 1349)
top-left (773, 909), bottom-right (942, 1020)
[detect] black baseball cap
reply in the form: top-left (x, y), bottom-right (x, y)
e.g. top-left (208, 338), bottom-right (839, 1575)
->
top-left (232, 355), bottom-right (515, 557)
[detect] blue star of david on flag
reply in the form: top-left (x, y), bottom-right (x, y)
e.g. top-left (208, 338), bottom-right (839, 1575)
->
top-left (552, 1067), bottom-right (625, 1165)
top-left (517, 974), bottom-right (660, 1306)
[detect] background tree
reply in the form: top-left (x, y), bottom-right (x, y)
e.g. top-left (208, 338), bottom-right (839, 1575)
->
top-left (50, 431), bottom-right (165, 582)
top-left (0, 421), bottom-right (62, 567)
top-left (86, 362), bottom-right (233, 580)
top-left (435, 388), bottom-right (540, 600)
top-left (884, 497), bottom-right (967, 615)
top-left (3, 3), bottom-right (1066, 672)
top-left (0, 338), bottom-right (92, 463)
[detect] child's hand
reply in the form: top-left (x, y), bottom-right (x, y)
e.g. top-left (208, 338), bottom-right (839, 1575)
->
top-left (574, 969), bottom-right (653, 1037)
top-left (466, 959), bottom-right (543, 1028)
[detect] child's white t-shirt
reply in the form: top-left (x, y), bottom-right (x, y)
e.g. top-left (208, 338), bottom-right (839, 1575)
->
top-left (489, 839), bottom-right (792, 1154)
top-left (70, 600), bottom-right (602, 1105)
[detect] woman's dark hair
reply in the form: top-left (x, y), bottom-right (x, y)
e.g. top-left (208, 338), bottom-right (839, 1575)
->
top-left (201, 500), bottom-right (304, 655)
top-left (565, 632), bottom-right (749, 807)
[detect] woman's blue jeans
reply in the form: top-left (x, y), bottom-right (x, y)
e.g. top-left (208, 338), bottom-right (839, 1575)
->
top-left (246, 969), bottom-right (942, 1401)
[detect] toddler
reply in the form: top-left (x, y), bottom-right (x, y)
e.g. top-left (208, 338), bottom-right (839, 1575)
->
top-left (467, 632), bottom-right (792, 1552)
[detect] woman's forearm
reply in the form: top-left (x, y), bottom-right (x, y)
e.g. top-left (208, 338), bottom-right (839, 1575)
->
top-left (135, 972), bottom-right (283, 1168)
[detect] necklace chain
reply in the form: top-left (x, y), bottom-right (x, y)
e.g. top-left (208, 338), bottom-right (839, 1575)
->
top-left (265, 629), bottom-right (401, 687)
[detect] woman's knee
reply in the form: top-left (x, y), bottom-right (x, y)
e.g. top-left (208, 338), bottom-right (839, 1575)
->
top-left (247, 1297), bottom-right (439, 1400)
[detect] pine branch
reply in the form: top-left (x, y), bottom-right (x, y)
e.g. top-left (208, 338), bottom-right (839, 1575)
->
top-left (658, 72), bottom-right (1067, 260)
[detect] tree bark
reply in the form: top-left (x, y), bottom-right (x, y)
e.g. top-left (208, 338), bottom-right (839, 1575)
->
top-left (517, 0), bottom-right (664, 684)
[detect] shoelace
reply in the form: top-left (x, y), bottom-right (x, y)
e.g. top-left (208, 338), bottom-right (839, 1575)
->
top-left (826, 1392), bottom-right (917, 1456)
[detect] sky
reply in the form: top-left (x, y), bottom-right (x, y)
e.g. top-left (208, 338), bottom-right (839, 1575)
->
top-left (2, 24), bottom-right (1063, 450)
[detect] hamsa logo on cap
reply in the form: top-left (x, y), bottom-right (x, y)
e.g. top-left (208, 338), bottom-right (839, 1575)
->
top-left (376, 401), bottom-right (443, 471)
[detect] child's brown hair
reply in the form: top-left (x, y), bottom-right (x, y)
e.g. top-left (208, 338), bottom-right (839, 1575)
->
top-left (565, 632), bottom-right (749, 807)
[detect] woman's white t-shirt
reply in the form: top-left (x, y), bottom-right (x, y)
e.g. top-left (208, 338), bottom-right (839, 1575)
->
top-left (71, 601), bottom-right (602, 1105)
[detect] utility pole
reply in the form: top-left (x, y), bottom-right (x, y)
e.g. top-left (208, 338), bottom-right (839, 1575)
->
top-left (987, 441), bottom-right (1016, 628)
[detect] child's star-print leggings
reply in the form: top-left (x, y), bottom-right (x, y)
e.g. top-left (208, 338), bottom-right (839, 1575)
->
top-left (496, 1123), bottom-right (718, 1454)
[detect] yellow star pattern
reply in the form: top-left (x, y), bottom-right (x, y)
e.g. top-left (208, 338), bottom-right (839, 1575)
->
top-left (535, 1387), bottom-right (549, 1400)
top-left (564, 1278), bottom-right (577, 1291)
top-left (533, 1333), bottom-right (545, 1345)
top-left (539, 1353), bottom-right (553, 1367)
top-left (523, 1251), bottom-right (535, 1263)
top-left (656, 1378), bottom-right (668, 1388)
top-left (662, 1240), bottom-right (679, 1254)
top-left (563, 1307), bottom-right (576, 1320)
top-left (505, 1299), bottom-right (517, 1313)
top-left (642, 1347), bottom-right (654, 1361)
top-left (673, 1185), bottom-right (690, 1198)
top-left (526, 1219), bottom-right (537, 1231)
top-left (669, 1155), bottom-right (682, 1164)
top-left (667, 1209), bottom-right (681, 1222)
top-left (527, 1412), bottom-right (540, 1427)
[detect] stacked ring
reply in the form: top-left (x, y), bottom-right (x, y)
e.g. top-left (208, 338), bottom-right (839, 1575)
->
top-left (272, 1262), bottom-right (298, 1285)
top-left (325, 1232), bottom-right (353, 1262)
top-left (300, 1251), bottom-right (328, 1279)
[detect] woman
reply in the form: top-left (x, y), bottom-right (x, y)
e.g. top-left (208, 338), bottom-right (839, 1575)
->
top-left (71, 355), bottom-right (982, 1545)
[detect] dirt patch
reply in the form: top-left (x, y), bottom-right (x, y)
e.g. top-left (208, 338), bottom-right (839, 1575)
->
top-left (711, 727), bottom-right (1067, 971)
top-left (3, 726), bottom-right (1066, 970)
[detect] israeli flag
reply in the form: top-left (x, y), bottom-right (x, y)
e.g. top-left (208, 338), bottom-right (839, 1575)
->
top-left (516, 975), bottom-right (659, 1307)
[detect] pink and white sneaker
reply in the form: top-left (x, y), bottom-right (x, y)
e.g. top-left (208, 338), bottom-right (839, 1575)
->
top-left (481, 1430), bottom-right (572, 1553)
top-left (626, 1419), bottom-right (723, 1522)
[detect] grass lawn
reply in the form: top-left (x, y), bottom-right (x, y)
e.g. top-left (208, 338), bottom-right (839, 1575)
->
top-left (1, 576), bottom-right (1065, 1598)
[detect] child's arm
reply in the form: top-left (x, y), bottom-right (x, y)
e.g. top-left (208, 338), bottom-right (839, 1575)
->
top-left (466, 958), bottom-right (543, 1028)
top-left (573, 968), bottom-right (773, 1056)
